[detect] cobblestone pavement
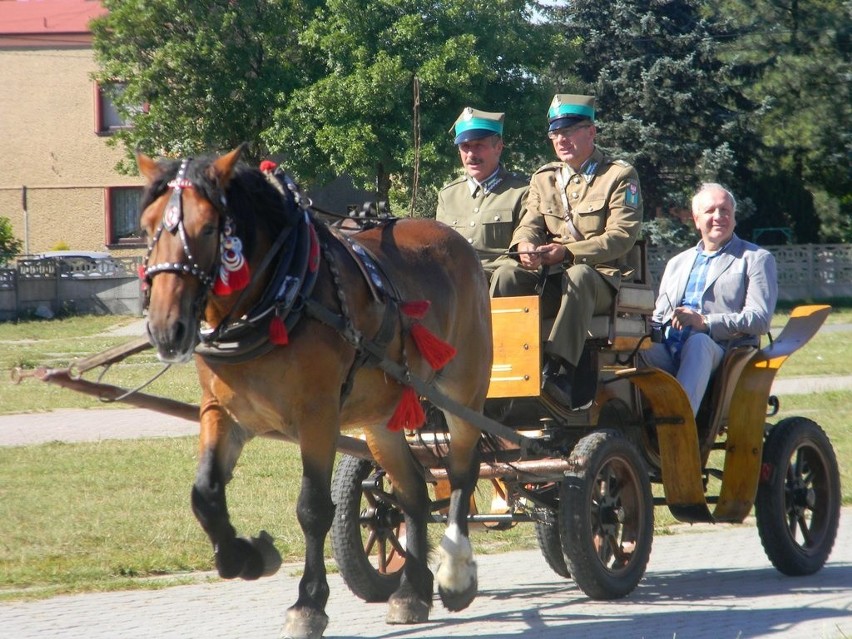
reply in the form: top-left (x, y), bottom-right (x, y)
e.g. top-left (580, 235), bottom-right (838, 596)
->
top-left (1, 512), bottom-right (850, 639)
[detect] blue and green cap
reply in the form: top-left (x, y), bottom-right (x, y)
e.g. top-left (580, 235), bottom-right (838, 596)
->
top-left (547, 94), bottom-right (595, 132)
top-left (451, 107), bottom-right (505, 145)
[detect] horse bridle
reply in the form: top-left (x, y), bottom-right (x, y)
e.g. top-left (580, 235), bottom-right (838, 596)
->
top-left (143, 158), bottom-right (222, 295)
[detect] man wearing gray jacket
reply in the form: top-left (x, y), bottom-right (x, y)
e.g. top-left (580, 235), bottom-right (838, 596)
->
top-left (641, 182), bottom-right (778, 415)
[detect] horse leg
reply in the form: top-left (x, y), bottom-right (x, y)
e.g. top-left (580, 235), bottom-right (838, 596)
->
top-left (435, 414), bottom-right (481, 612)
top-left (191, 404), bottom-right (283, 581)
top-left (365, 427), bottom-right (434, 625)
top-left (282, 427), bottom-right (338, 639)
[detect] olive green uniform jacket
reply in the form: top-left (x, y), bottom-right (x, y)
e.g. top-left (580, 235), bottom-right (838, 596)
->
top-left (510, 147), bottom-right (642, 290)
top-left (436, 166), bottom-right (529, 275)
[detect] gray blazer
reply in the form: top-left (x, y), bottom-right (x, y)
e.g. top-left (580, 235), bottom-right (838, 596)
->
top-left (652, 234), bottom-right (778, 349)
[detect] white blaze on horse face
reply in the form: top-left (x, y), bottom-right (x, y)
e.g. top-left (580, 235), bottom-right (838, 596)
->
top-left (436, 522), bottom-right (476, 592)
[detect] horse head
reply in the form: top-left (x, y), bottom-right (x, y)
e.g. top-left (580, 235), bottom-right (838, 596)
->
top-left (138, 145), bottom-right (299, 364)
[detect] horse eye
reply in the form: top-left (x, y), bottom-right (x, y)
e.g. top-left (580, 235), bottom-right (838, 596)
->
top-left (203, 224), bottom-right (218, 237)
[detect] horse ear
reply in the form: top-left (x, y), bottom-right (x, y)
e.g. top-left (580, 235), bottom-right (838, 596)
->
top-left (210, 143), bottom-right (246, 186)
top-left (136, 150), bottom-right (160, 183)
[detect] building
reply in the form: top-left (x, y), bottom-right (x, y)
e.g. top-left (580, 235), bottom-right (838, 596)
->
top-left (0, 0), bottom-right (145, 258)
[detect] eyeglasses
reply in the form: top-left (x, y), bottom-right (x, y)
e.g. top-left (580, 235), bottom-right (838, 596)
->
top-left (547, 124), bottom-right (591, 140)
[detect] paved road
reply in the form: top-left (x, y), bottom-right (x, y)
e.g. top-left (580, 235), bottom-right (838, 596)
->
top-left (1, 512), bottom-right (850, 639)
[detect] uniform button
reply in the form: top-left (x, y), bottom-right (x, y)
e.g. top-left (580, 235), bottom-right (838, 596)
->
top-left (473, 207), bottom-right (480, 213)
top-left (572, 192), bottom-right (579, 199)
top-left (493, 215), bottom-right (500, 221)
top-left (468, 238), bottom-right (474, 244)
top-left (470, 221), bottom-right (476, 227)
top-left (452, 220), bottom-right (458, 225)
top-left (573, 176), bottom-right (580, 184)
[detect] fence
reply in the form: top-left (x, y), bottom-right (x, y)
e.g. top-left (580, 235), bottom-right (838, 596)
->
top-left (0, 255), bottom-right (144, 321)
top-left (647, 243), bottom-right (852, 302)
top-left (0, 244), bottom-right (849, 321)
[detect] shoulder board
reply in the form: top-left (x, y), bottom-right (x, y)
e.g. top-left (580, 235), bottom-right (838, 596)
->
top-left (532, 162), bottom-right (562, 175)
top-left (439, 176), bottom-right (467, 191)
top-left (613, 159), bottom-right (632, 168)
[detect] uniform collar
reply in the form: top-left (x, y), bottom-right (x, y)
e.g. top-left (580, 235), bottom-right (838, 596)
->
top-left (466, 166), bottom-right (504, 195)
top-left (561, 147), bottom-right (603, 184)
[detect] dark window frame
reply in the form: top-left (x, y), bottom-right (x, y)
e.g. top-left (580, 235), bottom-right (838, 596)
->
top-left (104, 186), bottom-right (145, 248)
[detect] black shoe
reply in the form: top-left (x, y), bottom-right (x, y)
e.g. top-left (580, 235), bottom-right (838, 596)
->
top-left (542, 356), bottom-right (593, 411)
top-left (543, 372), bottom-right (576, 407)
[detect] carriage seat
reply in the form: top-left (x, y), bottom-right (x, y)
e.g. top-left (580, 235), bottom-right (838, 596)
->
top-left (488, 244), bottom-right (655, 399)
top-left (542, 241), bottom-right (655, 350)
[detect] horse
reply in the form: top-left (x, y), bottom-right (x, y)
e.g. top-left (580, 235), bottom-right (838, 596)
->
top-left (136, 146), bottom-right (493, 639)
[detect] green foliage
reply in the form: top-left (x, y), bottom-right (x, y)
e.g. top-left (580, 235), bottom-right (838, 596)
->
top-left (90, 0), bottom-right (311, 168)
top-left (713, 0), bottom-right (851, 242)
top-left (544, 0), bottom-right (756, 215)
top-left (264, 0), bottom-right (567, 206)
top-left (641, 217), bottom-right (695, 249)
top-left (0, 217), bottom-right (23, 266)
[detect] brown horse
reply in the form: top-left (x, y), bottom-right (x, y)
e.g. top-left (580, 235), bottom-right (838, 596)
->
top-left (137, 146), bottom-right (492, 639)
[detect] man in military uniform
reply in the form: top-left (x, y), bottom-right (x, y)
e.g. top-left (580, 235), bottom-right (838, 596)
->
top-left (491, 94), bottom-right (643, 409)
top-left (436, 107), bottom-right (529, 278)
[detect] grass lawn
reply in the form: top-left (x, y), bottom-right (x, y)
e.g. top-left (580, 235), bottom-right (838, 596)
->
top-left (0, 307), bottom-right (849, 600)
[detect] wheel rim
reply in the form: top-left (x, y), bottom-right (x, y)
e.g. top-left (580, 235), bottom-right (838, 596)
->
top-left (782, 442), bottom-right (831, 552)
top-left (589, 456), bottom-right (642, 571)
top-left (359, 473), bottom-right (406, 574)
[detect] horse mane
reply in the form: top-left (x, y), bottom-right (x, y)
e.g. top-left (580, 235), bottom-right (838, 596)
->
top-left (140, 156), bottom-right (300, 263)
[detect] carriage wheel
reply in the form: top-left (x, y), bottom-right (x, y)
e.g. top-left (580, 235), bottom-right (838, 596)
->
top-left (558, 430), bottom-right (653, 599)
top-left (330, 455), bottom-right (405, 602)
top-left (534, 516), bottom-right (571, 579)
top-left (755, 417), bottom-right (841, 576)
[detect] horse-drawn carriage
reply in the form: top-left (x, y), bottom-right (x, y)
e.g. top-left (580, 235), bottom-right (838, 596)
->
top-left (329, 256), bottom-right (841, 604)
top-left (15, 148), bottom-right (841, 639)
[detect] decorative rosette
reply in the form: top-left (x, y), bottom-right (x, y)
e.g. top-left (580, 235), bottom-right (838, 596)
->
top-left (212, 218), bottom-right (250, 296)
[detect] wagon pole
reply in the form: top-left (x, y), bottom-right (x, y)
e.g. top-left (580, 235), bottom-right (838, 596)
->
top-left (11, 337), bottom-right (375, 462)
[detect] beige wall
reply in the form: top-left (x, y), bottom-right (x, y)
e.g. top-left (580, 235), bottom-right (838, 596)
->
top-left (0, 46), bottom-right (144, 256)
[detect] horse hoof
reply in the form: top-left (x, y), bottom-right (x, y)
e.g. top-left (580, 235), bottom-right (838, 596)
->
top-left (386, 595), bottom-right (431, 624)
top-left (439, 572), bottom-right (478, 612)
top-left (281, 607), bottom-right (329, 639)
top-left (253, 530), bottom-right (283, 577)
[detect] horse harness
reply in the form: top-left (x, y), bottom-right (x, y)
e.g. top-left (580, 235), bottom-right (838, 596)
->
top-left (144, 160), bottom-right (546, 454)
top-left (145, 160), bottom-right (413, 399)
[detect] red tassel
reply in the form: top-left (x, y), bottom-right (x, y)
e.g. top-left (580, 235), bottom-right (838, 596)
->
top-left (400, 300), bottom-right (431, 319)
top-left (269, 315), bottom-right (289, 345)
top-left (410, 323), bottom-right (457, 370)
top-left (137, 264), bottom-right (148, 291)
top-left (259, 160), bottom-right (278, 173)
top-left (386, 386), bottom-right (425, 432)
top-left (227, 261), bottom-right (250, 292)
top-left (212, 274), bottom-right (232, 296)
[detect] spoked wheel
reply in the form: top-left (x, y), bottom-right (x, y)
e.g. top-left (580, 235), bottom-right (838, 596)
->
top-left (330, 455), bottom-right (405, 602)
top-left (755, 417), bottom-right (841, 576)
top-left (559, 430), bottom-right (653, 599)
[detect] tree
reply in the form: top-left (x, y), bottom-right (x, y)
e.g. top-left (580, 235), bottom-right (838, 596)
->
top-left (714, 0), bottom-right (851, 243)
top-left (91, 0), bottom-right (312, 170)
top-left (263, 0), bottom-right (568, 212)
top-left (544, 0), bottom-right (758, 239)
top-left (0, 217), bottom-right (23, 266)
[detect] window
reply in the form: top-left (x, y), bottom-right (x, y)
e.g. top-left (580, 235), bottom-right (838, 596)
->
top-left (105, 186), bottom-right (144, 246)
top-left (94, 82), bottom-right (147, 134)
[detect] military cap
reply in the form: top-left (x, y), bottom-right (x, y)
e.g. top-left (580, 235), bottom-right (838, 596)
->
top-left (451, 107), bottom-right (505, 145)
top-left (547, 94), bottom-right (595, 132)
